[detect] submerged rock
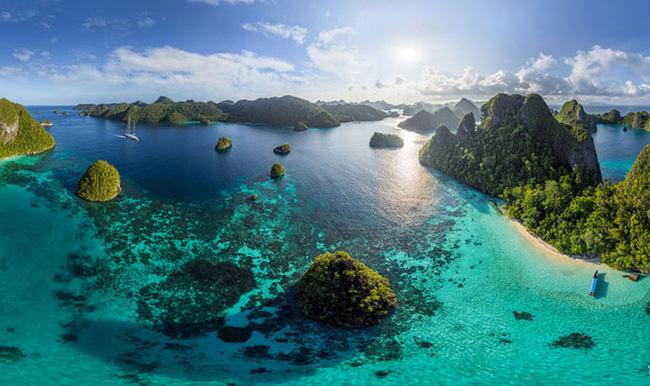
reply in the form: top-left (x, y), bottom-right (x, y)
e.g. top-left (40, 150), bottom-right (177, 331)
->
top-left (215, 136), bottom-right (232, 152)
top-left (77, 160), bottom-right (121, 202)
top-left (270, 163), bottom-right (285, 178)
top-left (298, 250), bottom-right (397, 328)
top-left (217, 326), bottom-right (253, 343)
top-left (0, 346), bottom-right (25, 363)
top-left (513, 311), bottom-right (534, 321)
top-left (369, 132), bottom-right (404, 148)
top-left (273, 143), bottom-right (291, 155)
top-left (552, 333), bottom-right (595, 349)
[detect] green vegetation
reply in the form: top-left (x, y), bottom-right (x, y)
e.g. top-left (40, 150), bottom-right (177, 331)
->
top-left (592, 109), bottom-right (621, 124)
top-left (398, 107), bottom-right (460, 132)
top-left (218, 95), bottom-right (340, 128)
top-left (419, 93), bottom-right (650, 272)
top-left (270, 162), bottom-right (285, 178)
top-left (556, 99), bottom-right (597, 133)
top-left (369, 132), bottom-right (404, 148)
top-left (87, 97), bottom-right (225, 124)
top-left (298, 251), bottom-right (397, 327)
top-left (322, 103), bottom-right (388, 122)
top-left (622, 111), bottom-right (650, 130)
top-left (0, 98), bottom-right (56, 159)
top-left (273, 143), bottom-right (291, 155)
top-left (77, 160), bottom-right (122, 202)
top-left (215, 137), bottom-right (232, 152)
top-left (293, 121), bottom-right (309, 131)
top-left (419, 93), bottom-right (601, 196)
top-left (504, 143), bottom-right (650, 273)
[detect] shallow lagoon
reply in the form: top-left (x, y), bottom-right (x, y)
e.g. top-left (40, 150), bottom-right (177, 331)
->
top-left (0, 109), bottom-right (649, 385)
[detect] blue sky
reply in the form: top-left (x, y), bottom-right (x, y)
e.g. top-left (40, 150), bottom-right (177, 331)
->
top-left (2, 0), bottom-right (650, 105)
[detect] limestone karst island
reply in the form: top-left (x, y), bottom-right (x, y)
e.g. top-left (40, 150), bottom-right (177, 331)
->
top-left (1, 1), bottom-right (649, 385)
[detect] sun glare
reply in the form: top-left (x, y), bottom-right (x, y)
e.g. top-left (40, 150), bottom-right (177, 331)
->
top-left (394, 43), bottom-right (421, 63)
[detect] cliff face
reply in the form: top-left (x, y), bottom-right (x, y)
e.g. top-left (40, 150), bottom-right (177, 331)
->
top-left (456, 112), bottom-right (475, 140)
top-left (0, 98), bottom-right (56, 159)
top-left (419, 93), bottom-right (601, 196)
top-left (555, 99), bottom-right (597, 133)
top-left (0, 100), bottom-right (20, 144)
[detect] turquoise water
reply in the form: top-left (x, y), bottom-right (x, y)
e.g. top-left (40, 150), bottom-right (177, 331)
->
top-left (0, 108), bottom-right (648, 385)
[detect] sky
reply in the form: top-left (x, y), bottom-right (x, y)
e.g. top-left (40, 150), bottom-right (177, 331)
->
top-left (2, 0), bottom-right (650, 105)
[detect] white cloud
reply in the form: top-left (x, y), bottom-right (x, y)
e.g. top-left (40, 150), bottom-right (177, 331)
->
top-left (82, 17), bottom-right (107, 31)
top-left (136, 16), bottom-right (156, 28)
top-left (564, 45), bottom-right (628, 93)
top-left (48, 46), bottom-right (302, 101)
top-left (242, 21), bottom-right (308, 44)
top-left (306, 27), bottom-right (367, 78)
top-left (13, 48), bottom-right (35, 62)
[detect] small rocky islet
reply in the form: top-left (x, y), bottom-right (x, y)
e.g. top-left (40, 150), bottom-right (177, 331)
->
top-left (76, 160), bottom-right (122, 202)
top-left (273, 143), bottom-right (291, 155)
top-left (298, 250), bottom-right (397, 328)
top-left (215, 136), bottom-right (232, 152)
top-left (270, 162), bottom-right (285, 178)
top-left (369, 132), bottom-right (404, 148)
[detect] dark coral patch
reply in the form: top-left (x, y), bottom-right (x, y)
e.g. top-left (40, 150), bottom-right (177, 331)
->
top-left (136, 259), bottom-right (255, 338)
top-left (552, 333), bottom-right (595, 349)
top-left (217, 326), bottom-right (253, 343)
top-left (513, 311), bottom-right (534, 321)
top-left (0, 346), bottom-right (26, 363)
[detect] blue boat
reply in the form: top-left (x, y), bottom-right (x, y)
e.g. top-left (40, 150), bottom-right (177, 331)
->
top-left (589, 271), bottom-right (599, 296)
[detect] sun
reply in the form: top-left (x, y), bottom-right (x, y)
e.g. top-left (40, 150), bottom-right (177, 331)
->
top-left (394, 43), bottom-right (421, 63)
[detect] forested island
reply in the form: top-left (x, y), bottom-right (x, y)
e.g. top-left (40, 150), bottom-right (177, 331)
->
top-left (0, 98), bottom-right (56, 159)
top-left (591, 108), bottom-right (650, 131)
top-left (79, 95), bottom-right (393, 128)
top-left (419, 93), bottom-right (649, 273)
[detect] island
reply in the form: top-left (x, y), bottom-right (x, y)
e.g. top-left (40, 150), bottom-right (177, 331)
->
top-left (298, 251), bottom-right (397, 327)
top-left (453, 98), bottom-right (481, 121)
top-left (419, 92), bottom-right (649, 273)
top-left (293, 121), bottom-right (308, 131)
top-left (622, 111), bottom-right (650, 130)
top-left (270, 162), bottom-right (285, 178)
top-left (0, 98), bottom-right (56, 159)
top-left (320, 103), bottom-right (388, 122)
top-left (79, 96), bottom-right (225, 124)
top-left (215, 137), bottom-right (232, 152)
top-left (273, 143), bottom-right (291, 155)
top-left (592, 109), bottom-right (621, 124)
top-left (369, 132), bottom-right (404, 148)
top-left (398, 107), bottom-right (460, 132)
top-left (76, 160), bottom-right (122, 202)
top-left (556, 99), bottom-right (597, 133)
top-left (217, 95), bottom-right (340, 128)
top-left (419, 93), bottom-right (601, 196)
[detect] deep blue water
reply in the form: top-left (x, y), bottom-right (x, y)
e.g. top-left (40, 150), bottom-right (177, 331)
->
top-left (0, 106), bottom-right (648, 385)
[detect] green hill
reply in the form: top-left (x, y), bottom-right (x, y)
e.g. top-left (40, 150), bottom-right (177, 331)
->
top-left (322, 103), bottom-right (388, 122)
top-left (398, 107), bottom-right (460, 132)
top-left (419, 93), bottom-right (601, 196)
top-left (556, 99), bottom-right (597, 133)
top-left (0, 98), bottom-right (56, 159)
top-left (87, 97), bottom-right (225, 124)
top-left (218, 95), bottom-right (340, 128)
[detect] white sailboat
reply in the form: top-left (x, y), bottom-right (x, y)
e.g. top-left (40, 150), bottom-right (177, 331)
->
top-left (125, 117), bottom-right (140, 141)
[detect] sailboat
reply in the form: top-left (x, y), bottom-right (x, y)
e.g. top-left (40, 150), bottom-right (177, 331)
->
top-left (125, 117), bottom-right (140, 141)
